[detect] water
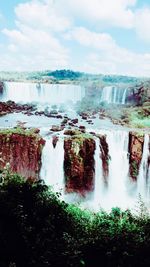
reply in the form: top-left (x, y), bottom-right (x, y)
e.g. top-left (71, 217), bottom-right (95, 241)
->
top-left (137, 134), bottom-right (150, 202)
top-left (89, 130), bottom-right (135, 211)
top-left (1, 82), bottom-right (85, 108)
top-left (100, 86), bottom-right (127, 104)
top-left (0, 81), bottom-right (149, 211)
top-left (40, 137), bottom-right (65, 197)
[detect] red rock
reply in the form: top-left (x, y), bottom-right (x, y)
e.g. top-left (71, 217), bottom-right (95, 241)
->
top-left (52, 135), bottom-right (59, 148)
top-left (0, 129), bottom-right (45, 180)
top-left (50, 125), bottom-right (64, 132)
top-left (71, 118), bottom-right (78, 124)
top-left (64, 135), bottom-right (96, 195)
top-left (97, 134), bottom-right (110, 185)
top-left (128, 132), bottom-right (144, 180)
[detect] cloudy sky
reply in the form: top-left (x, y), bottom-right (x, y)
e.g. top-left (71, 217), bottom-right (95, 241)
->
top-left (0, 0), bottom-right (150, 76)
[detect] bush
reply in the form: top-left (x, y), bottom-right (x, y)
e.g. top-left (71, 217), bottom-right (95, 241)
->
top-left (0, 172), bottom-right (150, 266)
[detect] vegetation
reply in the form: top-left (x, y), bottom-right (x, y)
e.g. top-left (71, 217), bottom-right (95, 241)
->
top-left (0, 170), bottom-right (150, 266)
top-left (0, 127), bottom-right (42, 140)
top-left (0, 70), bottom-right (146, 84)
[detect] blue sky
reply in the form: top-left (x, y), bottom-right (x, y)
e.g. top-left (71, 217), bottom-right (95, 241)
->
top-left (0, 0), bottom-right (150, 76)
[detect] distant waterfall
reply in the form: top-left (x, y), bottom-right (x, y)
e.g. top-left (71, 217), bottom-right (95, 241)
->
top-left (100, 86), bottom-right (127, 104)
top-left (40, 137), bottom-right (65, 196)
top-left (137, 134), bottom-right (150, 201)
top-left (1, 82), bottom-right (85, 106)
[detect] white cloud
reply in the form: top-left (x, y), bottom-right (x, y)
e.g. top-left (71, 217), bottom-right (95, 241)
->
top-left (81, 52), bottom-right (150, 77)
top-left (0, 0), bottom-right (70, 71)
top-left (15, 0), bottom-right (71, 32)
top-left (1, 25), bottom-right (69, 71)
top-left (0, 0), bottom-right (150, 76)
top-left (65, 27), bottom-right (116, 51)
top-left (58, 0), bottom-right (136, 29)
top-left (134, 7), bottom-right (150, 43)
top-left (67, 27), bottom-right (150, 77)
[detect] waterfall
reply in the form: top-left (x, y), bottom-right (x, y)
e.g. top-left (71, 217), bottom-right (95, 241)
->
top-left (39, 130), bottom-right (149, 211)
top-left (1, 82), bottom-right (85, 106)
top-left (137, 134), bottom-right (150, 201)
top-left (100, 86), bottom-right (127, 104)
top-left (92, 138), bottom-right (104, 210)
top-left (122, 88), bottom-right (127, 104)
top-left (85, 130), bottom-right (136, 211)
top-left (40, 137), bottom-right (65, 196)
top-left (101, 130), bottom-right (133, 209)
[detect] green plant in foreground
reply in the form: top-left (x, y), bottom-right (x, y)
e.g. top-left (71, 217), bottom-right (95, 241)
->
top-left (0, 171), bottom-right (150, 266)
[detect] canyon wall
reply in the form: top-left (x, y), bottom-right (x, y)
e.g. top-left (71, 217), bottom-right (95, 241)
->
top-left (64, 134), bottom-right (96, 194)
top-left (0, 128), bottom-right (45, 180)
top-left (128, 132), bottom-right (144, 180)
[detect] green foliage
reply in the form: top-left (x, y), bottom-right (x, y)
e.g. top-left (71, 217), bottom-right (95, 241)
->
top-left (0, 127), bottom-right (41, 139)
top-left (1, 172), bottom-right (150, 266)
top-left (48, 70), bottom-right (83, 80)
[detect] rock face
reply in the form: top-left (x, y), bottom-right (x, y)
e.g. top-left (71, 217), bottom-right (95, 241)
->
top-left (0, 82), bottom-right (4, 95)
top-left (127, 82), bottom-right (150, 106)
top-left (0, 101), bottom-right (35, 116)
top-left (98, 135), bottom-right (109, 184)
top-left (52, 135), bottom-right (59, 148)
top-left (0, 129), bottom-right (45, 180)
top-left (128, 132), bottom-right (144, 180)
top-left (64, 134), bottom-right (96, 194)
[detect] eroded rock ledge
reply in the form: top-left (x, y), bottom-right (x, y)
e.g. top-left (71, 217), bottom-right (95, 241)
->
top-left (0, 82), bottom-right (4, 95)
top-left (128, 132), bottom-right (144, 180)
top-left (0, 128), bottom-right (45, 180)
top-left (64, 134), bottom-right (96, 195)
top-left (0, 101), bottom-right (35, 116)
top-left (97, 134), bottom-right (109, 184)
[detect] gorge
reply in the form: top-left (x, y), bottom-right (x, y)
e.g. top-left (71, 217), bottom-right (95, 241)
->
top-left (0, 81), bottom-right (150, 212)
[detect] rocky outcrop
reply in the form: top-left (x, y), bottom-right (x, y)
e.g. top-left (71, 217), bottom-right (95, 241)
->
top-left (0, 128), bottom-right (45, 180)
top-left (64, 134), bottom-right (96, 195)
top-left (52, 135), bottom-right (59, 148)
top-left (0, 101), bottom-right (35, 116)
top-left (128, 132), bottom-right (144, 180)
top-left (127, 81), bottom-right (150, 106)
top-left (0, 82), bottom-right (4, 95)
top-left (98, 135), bottom-right (109, 184)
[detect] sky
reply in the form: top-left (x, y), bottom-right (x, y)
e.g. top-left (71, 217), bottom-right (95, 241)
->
top-left (0, 0), bottom-right (150, 76)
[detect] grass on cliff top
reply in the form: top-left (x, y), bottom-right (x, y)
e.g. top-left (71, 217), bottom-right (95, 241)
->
top-left (128, 107), bottom-right (150, 129)
top-left (0, 170), bottom-right (150, 267)
top-left (0, 127), bottom-right (41, 139)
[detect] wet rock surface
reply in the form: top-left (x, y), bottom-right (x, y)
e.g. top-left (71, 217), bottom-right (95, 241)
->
top-left (0, 128), bottom-right (45, 180)
top-left (0, 82), bottom-right (4, 95)
top-left (128, 132), bottom-right (144, 180)
top-left (52, 135), bottom-right (59, 148)
top-left (97, 134), bottom-right (110, 184)
top-left (0, 101), bottom-right (35, 116)
top-left (64, 134), bottom-right (96, 194)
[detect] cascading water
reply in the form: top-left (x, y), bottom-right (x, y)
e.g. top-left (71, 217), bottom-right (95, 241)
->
top-left (1, 80), bottom-right (149, 211)
top-left (105, 130), bottom-right (131, 208)
top-left (100, 86), bottom-right (127, 104)
top-left (83, 130), bottom-right (136, 211)
top-left (1, 82), bottom-right (85, 106)
top-left (40, 137), bottom-right (65, 197)
top-left (39, 130), bottom-right (150, 211)
top-left (137, 134), bottom-right (150, 201)
top-left (93, 130), bottom-right (135, 210)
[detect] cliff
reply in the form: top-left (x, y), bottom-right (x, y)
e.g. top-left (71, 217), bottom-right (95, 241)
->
top-left (0, 128), bottom-right (45, 180)
top-left (0, 81), bottom-right (4, 95)
top-left (64, 134), bottom-right (96, 195)
top-left (128, 132), bottom-right (144, 180)
top-left (98, 134), bottom-right (110, 185)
